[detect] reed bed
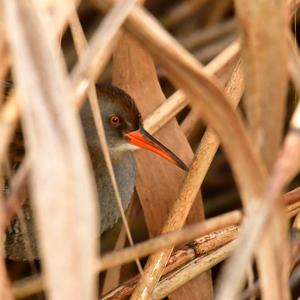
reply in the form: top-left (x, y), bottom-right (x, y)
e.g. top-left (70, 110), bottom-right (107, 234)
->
top-left (1, 0), bottom-right (300, 299)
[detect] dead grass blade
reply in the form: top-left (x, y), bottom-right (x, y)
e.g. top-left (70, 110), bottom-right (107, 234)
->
top-left (68, 3), bottom-right (143, 276)
top-left (112, 32), bottom-right (213, 300)
top-left (161, 0), bottom-right (209, 29)
top-left (178, 19), bottom-right (236, 51)
top-left (234, 0), bottom-right (288, 169)
top-left (94, 3), bottom-right (282, 299)
top-left (4, 1), bottom-right (98, 299)
top-left (143, 90), bottom-right (187, 134)
top-left (152, 241), bottom-right (237, 299)
top-left (10, 185), bottom-right (300, 298)
top-left (144, 38), bottom-right (241, 137)
top-left (71, 0), bottom-right (140, 107)
top-left (215, 125), bottom-right (300, 300)
top-left (0, 0), bottom-right (81, 164)
top-left (101, 228), bottom-right (238, 300)
top-left (98, 211), bottom-right (242, 272)
top-left (215, 29), bottom-right (300, 300)
top-left (0, 8), bottom-right (10, 105)
top-left (233, 1), bottom-right (290, 299)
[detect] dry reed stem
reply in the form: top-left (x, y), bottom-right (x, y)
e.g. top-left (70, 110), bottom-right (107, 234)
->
top-left (180, 109), bottom-right (201, 140)
top-left (205, 39), bottom-right (240, 83)
top-left (112, 33), bottom-right (212, 299)
top-left (97, 7), bottom-right (266, 299)
top-left (0, 176), bottom-right (13, 298)
top-left (288, 32), bottom-right (300, 232)
top-left (234, 0), bottom-right (288, 169)
top-left (10, 186), bottom-right (300, 299)
top-left (0, 0), bottom-right (81, 164)
top-left (178, 18), bottom-right (236, 50)
top-left (102, 243), bottom-right (236, 300)
top-left (92, 7), bottom-right (263, 299)
top-left (102, 228), bottom-right (238, 300)
top-left (161, 0), bottom-right (209, 29)
top-left (144, 39), bottom-right (241, 137)
top-left (194, 33), bottom-right (237, 63)
top-left (70, 0), bottom-right (141, 107)
top-left (68, 2), bottom-right (144, 276)
top-left (246, 263), bottom-right (256, 300)
top-left (2, 1), bottom-right (300, 298)
top-left (104, 200), bottom-right (300, 300)
top-left (4, 159), bottom-right (29, 227)
top-left (32, 0), bottom-right (81, 34)
top-left (101, 228), bottom-right (127, 294)
top-left (143, 90), bottom-right (187, 134)
top-left (4, 1), bottom-right (99, 299)
top-left (104, 227), bottom-right (239, 300)
top-left (0, 8), bottom-right (10, 105)
top-left (97, 211), bottom-right (242, 272)
top-left (234, 1), bottom-right (290, 299)
top-left (95, 3), bottom-right (294, 299)
top-left (205, 0), bottom-right (232, 26)
top-left (215, 29), bottom-right (300, 300)
top-left (101, 198), bottom-right (139, 294)
top-left (152, 241), bottom-right (236, 299)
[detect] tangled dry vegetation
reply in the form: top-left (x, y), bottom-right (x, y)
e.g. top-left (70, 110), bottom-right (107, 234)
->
top-left (1, 0), bottom-right (300, 299)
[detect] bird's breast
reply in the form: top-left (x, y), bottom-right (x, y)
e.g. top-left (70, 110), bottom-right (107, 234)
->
top-left (96, 152), bottom-right (136, 233)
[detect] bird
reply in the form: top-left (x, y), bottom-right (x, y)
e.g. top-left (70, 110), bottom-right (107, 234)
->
top-left (5, 83), bottom-right (188, 260)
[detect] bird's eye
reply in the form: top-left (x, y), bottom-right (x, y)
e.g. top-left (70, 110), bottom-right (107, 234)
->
top-left (109, 115), bottom-right (120, 127)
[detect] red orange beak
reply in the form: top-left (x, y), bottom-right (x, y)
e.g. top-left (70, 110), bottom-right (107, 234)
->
top-left (126, 127), bottom-right (188, 171)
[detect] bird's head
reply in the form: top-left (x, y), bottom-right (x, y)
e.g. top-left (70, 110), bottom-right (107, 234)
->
top-left (82, 84), bottom-right (188, 171)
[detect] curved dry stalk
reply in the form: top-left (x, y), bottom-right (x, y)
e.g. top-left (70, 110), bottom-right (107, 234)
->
top-left (178, 18), bottom-right (236, 51)
top-left (98, 211), bottom-right (242, 272)
top-left (194, 32), bottom-right (237, 64)
top-left (180, 109), bottom-right (201, 140)
top-left (144, 38), bottom-right (241, 137)
top-left (214, 29), bottom-right (300, 300)
top-left (93, 3), bottom-right (280, 300)
top-left (70, 0), bottom-right (140, 107)
top-left (68, 3), bottom-right (143, 275)
top-left (102, 235), bottom-right (238, 300)
top-left (233, 1), bottom-right (289, 299)
top-left (32, 0), bottom-right (81, 34)
top-left (101, 198), bottom-right (140, 294)
top-left (234, 0), bottom-right (288, 169)
top-left (161, 0), bottom-right (209, 28)
top-left (4, 1), bottom-right (98, 299)
top-left (143, 90), bottom-right (187, 134)
top-left (0, 0), bottom-right (82, 164)
top-left (0, 10), bottom-right (10, 105)
top-left (205, 0), bottom-right (232, 26)
top-left (4, 158), bottom-right (29, 226)
top-left (205, 39), bottom-right (240, 81)
top-left (10, 185), bottom-right (300, 299)
top-left (101, 242), bottom-right (236, 300)
top-left (152, 241), bottom-right (237, 300)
